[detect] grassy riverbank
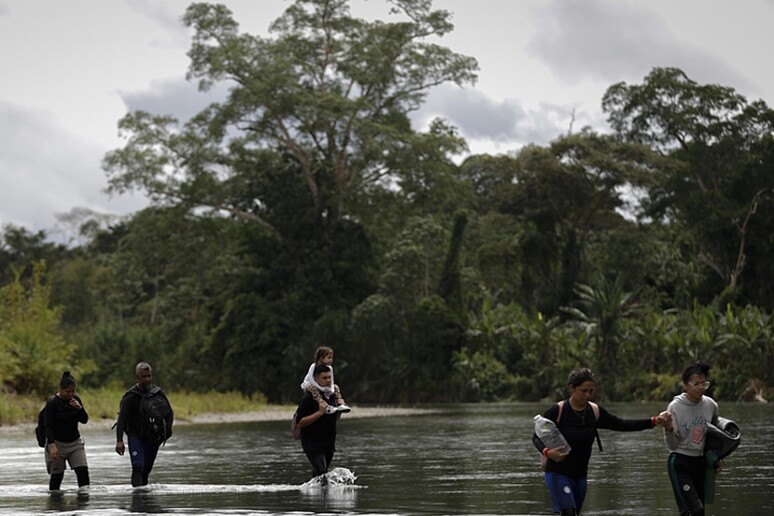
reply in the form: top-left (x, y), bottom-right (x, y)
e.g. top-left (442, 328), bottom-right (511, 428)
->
top-left (0, 388), bottom-right (276, 428)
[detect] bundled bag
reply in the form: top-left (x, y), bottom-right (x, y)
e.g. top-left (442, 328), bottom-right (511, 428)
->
top-left (704, 416), bottom-right (742, 504)
top-left (34, 403), bottom-right (49, 447)
top-left (291, 411), bottom-right (301, 439)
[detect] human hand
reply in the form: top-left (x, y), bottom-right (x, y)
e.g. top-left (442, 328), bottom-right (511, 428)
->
top-left (715, 459), bottom-right (724, 475)
top-left (115, 441), bottom-right (125, 456)
top-left (49, 443), bottom-right (59, 460)
top-left (69, 398), bottom-right (82, 410)
top-left (547, 447), bottom-right (570, 462)
top-left (656, 411), bottom-right (674, 431)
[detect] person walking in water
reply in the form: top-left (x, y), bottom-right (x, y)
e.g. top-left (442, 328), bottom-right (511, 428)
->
top-left (663, 360), bottom-right (720, 516)
top-left (533, 367), bottom-right (671, 515)
top-left (295, 364), bottom-right (343, 479)
top-left (300, 345), bottom-right (351, 413)
top-left (43, 371), bottom-right (90, 492)
top-left (114, 361), bottom-right (174, 487)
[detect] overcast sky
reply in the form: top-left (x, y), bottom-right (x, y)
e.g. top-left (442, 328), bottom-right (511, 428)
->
top-left (1, 0), bottom-right (773, 241)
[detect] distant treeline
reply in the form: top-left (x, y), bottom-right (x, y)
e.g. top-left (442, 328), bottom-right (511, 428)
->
top-left (1, 1), bottom-right (772, 404)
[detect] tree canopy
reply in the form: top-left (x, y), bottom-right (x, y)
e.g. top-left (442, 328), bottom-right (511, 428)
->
top-left (1, 3), bottom-right (772, 404)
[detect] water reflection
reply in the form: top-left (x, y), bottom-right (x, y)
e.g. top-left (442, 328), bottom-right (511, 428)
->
top-left (130, 490), bottom-right (164, 513)
top-left (0, 402), bottom-right (772, 515)
top-left (45, 489), bottom-right (90, 512)
top-left (299, 484), bottom-right (359, 510)
top-left (298, 467), bottom-right (360, 511)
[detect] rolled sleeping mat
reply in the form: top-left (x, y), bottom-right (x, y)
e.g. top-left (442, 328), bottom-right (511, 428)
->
top-left (704, 416), bottom-right (741, 461)
top-left (704, 417), bottom-right (741, 504)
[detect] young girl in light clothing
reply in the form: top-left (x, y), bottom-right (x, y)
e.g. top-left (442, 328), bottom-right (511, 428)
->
top-left (301, 346), bottom-right (351, 413)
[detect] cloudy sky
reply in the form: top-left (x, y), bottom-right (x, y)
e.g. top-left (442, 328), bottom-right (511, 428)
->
top-left (1, 0), bottom-right (773, 241)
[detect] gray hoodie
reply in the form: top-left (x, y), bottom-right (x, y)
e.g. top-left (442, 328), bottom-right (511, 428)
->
top-left (664, 392), bottom-right (718, 456)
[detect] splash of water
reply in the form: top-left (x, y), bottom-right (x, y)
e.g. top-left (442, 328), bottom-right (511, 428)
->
top-left (301, 467), bottom-right (357, 488)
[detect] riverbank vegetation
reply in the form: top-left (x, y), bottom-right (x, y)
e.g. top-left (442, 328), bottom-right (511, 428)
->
top-left (0, 389), bottom-right (268, 428)
top-left (1, 1), bottom-right (772, 406)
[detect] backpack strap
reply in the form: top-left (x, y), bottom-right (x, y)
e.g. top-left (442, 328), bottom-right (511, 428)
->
top-left (589, 401), bottom-right (600, 420)
top-left (589, 401), bottom-right (603, 451)
top-left (559, 399), bottom-right (604, 451)
top-left (147, 385), bottom-right (162, 396)
top-left (558, 399), bottom-right (599, 421)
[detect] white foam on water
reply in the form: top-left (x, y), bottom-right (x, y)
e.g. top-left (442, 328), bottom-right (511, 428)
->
top-left (1, 468), bottom-right (360, 500)
top-left (300, 467), bottom-right (358, 489)
top-left (0, 480), bottom-right (304, 499)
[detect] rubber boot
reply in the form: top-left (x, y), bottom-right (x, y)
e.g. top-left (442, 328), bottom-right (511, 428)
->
top-left (49, 472), bottom-right (64, 491)
top-left (74, 466), bottom-right (90, 488)
top-left (131, 466), bottom-right (145, 487)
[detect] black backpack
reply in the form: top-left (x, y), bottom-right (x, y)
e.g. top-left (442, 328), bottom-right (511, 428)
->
top-left (291, 411), bottom-right (301, 440)
top-left (34, 403), bottom-right (48, 447)
top-left (138, 386), bottom-right (173, 444)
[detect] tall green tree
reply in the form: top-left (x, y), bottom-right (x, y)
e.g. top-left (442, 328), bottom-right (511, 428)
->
top-left (437, 210), bottom-right (468, 317)
top-left (0, 225), bottom-right (71, 286)
top-left (100, 0), bottom-right (479, 401)
top-left (0, 262), bottom-right (90, 394)
top-left (602, 67), bottom-right (774, 307)
top-left (495, 130), bottom-right (659, 314)
top-left (103, 0), bottom-right (476, 231)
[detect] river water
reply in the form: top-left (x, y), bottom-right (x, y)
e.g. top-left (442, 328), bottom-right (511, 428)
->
top-left (0, 402), bottom-right (771, 515)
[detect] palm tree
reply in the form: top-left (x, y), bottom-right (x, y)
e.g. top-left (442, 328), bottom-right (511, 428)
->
top-left (562, 275), bottom-right (637, 399)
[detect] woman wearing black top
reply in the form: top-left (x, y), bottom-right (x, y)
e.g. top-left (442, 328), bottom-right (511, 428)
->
top-left (43, 371), bottom-right (90, 491)
top-left (533, 368), bottom-right (670, 515)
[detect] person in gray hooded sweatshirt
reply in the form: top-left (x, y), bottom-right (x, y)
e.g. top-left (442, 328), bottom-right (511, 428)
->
top-left (663, 360), bottom-right (720, 516)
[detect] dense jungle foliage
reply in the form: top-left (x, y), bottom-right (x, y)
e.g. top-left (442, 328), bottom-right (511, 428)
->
top-left (2, 0), bottom-right (773, 405)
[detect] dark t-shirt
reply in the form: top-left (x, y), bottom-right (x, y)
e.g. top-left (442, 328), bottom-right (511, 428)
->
top-left (295, 390), bottom-right (338, 449)
top-left (537, 400), bottom-right (652, 479)
top-left (44, 394), bottom-right (88, 444)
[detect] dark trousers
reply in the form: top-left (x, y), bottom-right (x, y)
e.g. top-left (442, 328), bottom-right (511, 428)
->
top-left (302, 439), bottom-right (334, 477)
top-left (668, 452), bottom-right (706, 515)
top-left (128, 434), bottom-right (161, 486)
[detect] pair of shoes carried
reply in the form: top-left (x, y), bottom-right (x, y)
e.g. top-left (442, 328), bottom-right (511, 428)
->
top-left (325, 404), bottom-right (352, 414)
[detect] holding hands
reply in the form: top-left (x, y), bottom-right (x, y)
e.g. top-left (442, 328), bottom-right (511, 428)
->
top-left (654, 410), bottom-right (674, 431)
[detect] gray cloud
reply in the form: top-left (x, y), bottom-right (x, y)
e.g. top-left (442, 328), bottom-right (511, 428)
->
top-left (416, 84), bottom-right (600, 150)
top-left (0, 102), bottom-right (146, 236)
top-left (419, 85), bottom-right (526, 142)
top-left (120, 76), bottom-right (229, 123)
top-left (125, 0), bottom-right (190, 48)
top-left (527, 0), bottom-right (754, 93)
